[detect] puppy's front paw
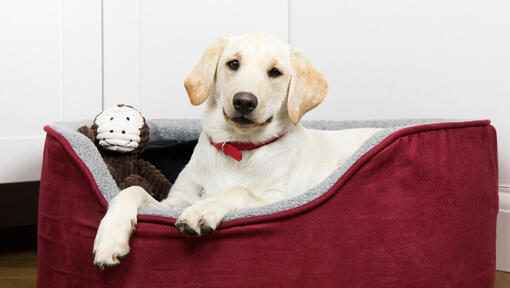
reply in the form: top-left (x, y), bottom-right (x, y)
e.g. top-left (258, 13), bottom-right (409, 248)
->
top-left (175, 200), bottom-right (227, 237)
top-left (93, 210), bottom-right (137, 269)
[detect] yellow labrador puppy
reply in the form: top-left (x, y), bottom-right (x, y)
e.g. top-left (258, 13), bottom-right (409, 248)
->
top-left (93, 33), bottom-right (380, 268)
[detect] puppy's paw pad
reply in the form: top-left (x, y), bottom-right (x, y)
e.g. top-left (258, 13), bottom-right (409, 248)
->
top-left (94, 247), bottom-right (124, 270)
top-left (176, 200), bottom-right (227, 237)
top-left (198, 219), bottom-right (214, 236)
top-left (175, 220), bottom-right (199, 237)
top-left (94, 257), bottom-right (120, 270)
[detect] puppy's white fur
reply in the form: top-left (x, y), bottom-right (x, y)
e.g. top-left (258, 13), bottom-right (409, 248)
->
top-left (93, 33), bottom-right (380, 268)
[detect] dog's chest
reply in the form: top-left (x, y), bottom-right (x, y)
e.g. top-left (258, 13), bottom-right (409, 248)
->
top-left (197, 139), bottom-right (303, 197)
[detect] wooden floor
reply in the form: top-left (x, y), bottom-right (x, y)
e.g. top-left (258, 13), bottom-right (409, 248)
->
top-left (0, 226), bottom-right (37, 288)
top-left (0, 227), bottom-right (508, 287)
top-left (0, 250), bottom-right (36, 288)
top-left (496, 270), bottom-right (510, 288)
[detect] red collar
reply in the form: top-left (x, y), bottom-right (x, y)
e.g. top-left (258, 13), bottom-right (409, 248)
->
top-left (210, 135), bottom-right (283, 161)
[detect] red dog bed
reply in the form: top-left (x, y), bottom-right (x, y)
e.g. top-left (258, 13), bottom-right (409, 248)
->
top-left (38, 119), bottom-right (498, 287)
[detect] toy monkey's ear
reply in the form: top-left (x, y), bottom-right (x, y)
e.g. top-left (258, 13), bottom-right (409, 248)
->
top-left (77, 125), bottom-right (96, 142)
top-left (184, 38), bottom-right (228, 105)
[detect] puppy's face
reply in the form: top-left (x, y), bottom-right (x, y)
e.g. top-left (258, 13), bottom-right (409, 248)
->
top-left (215, 34), bottom-right (292, 129)
top-left (184, 33), bottom-right (328, 140)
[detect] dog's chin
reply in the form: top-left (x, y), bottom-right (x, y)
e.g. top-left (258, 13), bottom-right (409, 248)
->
top-left (223, 110), bottom-right (273, 129)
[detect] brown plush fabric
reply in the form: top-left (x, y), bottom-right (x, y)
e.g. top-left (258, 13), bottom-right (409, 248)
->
top-left (78, 105), bottom-right (171, 201)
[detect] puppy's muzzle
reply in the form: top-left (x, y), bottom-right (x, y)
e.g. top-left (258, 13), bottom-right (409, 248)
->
top-left (233, 92), bottom-right (258, 115)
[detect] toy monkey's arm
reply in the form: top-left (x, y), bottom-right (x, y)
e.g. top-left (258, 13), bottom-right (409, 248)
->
top-left (119, 174), bottom-right (152, 193)
top-left (77, 126), bottom-right (95, 142)
top-left (136, 159), bottom-right (172, 201)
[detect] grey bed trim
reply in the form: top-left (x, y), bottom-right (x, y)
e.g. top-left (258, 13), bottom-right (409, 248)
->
top-left (50, 118), bottom-right (452, 221)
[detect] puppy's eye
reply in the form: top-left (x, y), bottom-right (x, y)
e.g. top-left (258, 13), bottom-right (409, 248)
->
top-left (126, 117), bottom-right (130, 121)
top-left (110, 117), bottom-right (114, 121)
top-left (226, 60), bottom-right (239, 71)
top-left (268, 67), bottom-right (282, 78)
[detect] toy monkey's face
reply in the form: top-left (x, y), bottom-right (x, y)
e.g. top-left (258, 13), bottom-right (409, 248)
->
top-left (95, 106), bottom-right (145, 153)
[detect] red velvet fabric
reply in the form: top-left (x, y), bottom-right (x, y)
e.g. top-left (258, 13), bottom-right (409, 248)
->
top-left (38, 121), bottom-right (498, 287)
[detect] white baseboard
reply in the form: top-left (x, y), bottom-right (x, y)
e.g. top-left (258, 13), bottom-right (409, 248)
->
top-left (496, 185), bottom-right (510, 272)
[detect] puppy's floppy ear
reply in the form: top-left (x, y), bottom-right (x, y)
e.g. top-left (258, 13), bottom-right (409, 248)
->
top-left (184, 38), bottom-right (228, 106)
top-left (287, 50), bottom-right (328, 124)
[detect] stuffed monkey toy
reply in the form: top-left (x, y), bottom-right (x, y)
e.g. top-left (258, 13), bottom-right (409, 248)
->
top-left (78, 104), bottom-right (171, 201)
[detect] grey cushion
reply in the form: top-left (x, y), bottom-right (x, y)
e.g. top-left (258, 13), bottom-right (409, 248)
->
top-left (50, 118), bottom-right (451, 221)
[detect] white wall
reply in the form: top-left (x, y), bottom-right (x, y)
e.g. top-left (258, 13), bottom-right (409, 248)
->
top-left (0, 0), bottom-right (102, 182)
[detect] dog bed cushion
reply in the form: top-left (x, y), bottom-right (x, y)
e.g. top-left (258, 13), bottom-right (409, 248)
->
top-left (38, 119), bottom-right (498, 287)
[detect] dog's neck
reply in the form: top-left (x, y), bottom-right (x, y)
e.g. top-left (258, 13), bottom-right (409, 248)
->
top-left (209, 135), bottom-right (284, 161)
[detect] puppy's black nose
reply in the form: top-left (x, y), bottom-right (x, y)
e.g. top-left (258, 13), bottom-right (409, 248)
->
top-left (233, 92), bottom-right (258, 114)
